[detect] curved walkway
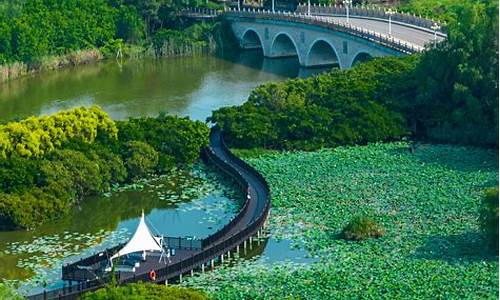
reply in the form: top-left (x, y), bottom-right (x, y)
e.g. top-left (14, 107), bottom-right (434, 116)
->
top-left (27, 128), bottom-right (271, 300)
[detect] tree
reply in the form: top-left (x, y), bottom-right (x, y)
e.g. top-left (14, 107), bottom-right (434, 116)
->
top-left (123, 141), bottom-right (159, 179)
top-left (410, 1), bottom-right (499, 146)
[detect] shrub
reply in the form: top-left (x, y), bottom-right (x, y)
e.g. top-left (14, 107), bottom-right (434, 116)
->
top-left (49, 149), bottom-right (104, 198)
top-left (117, 114), bottom-right (209, 164)
top-left (0, 188), bottom-right (68, 229)
top-left (341, 216), bottom-right (385, 241)
top-left (124, 141), bottom-right (159, 179)
top-left (82, 283), bottom-right (210, 300)
top-left (0, 106), bottom-right (117, 158)
top-left (480, 187), bottom-right (499, 251)
top-left (0, 154), bottom-right (41, 193)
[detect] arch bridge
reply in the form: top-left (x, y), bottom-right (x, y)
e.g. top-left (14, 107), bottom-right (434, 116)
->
top-left (226, 8), bottom-right (444, 69)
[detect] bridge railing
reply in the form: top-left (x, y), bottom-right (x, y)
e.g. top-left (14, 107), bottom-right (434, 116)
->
top-left (61, 236), bottom-right (203, 281)
top-left (296, 3), bottom-right (446, 35)
top-left (224, 8), bottom-right (424, 54)
top-left (29, 128), bottom-right (271, 300)
top-left (179, 7), bottom-right (221, 17)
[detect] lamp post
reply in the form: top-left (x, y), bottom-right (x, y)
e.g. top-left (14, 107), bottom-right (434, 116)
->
top-left (343, 0), bottom-right (352, 23)
top-left (238, 0), bottom-right (240, 11)
top-left (431, 22), bottom-right (441, 46)
top-left (386, 8), bottom-right (395, 36)
top-left (307, 0), bottom-right (311, 16)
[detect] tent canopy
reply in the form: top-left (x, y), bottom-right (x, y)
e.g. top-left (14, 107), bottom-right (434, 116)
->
top-left (110, 211), bottom-right (162, 262)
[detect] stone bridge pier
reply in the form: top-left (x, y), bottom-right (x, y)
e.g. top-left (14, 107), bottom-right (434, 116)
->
top-left (229, 18), bottom-right (403, 69)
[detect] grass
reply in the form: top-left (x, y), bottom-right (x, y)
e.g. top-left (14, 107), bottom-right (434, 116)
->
top-left (184, 142), bottom-right (499, 299)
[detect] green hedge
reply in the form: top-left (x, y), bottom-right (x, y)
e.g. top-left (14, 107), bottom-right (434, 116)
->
top-left (82, 283), bottom-right (210, 300)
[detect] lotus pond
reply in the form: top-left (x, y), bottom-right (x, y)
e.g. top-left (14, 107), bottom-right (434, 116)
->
top-left (183, 142), bottom-right (499, 299)
top-left (0, 161), bottom-right (313, 296)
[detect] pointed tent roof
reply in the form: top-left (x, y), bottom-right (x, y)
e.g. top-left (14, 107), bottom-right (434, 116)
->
top-left (110, 211), bottom-right (162, 261)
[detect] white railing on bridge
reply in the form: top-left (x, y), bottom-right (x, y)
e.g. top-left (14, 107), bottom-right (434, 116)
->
top-left (295, 3), bottom-right (446, 36)
top-left (223, 7), bottom-right (424, 54)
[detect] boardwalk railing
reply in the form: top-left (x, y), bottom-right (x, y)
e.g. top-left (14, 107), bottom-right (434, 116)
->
top-left (296, 3), bottom-right (446, 35)
top-left (223, 7), bottom-right (424, 53)
top-left (27, 128), bottom-right (271, 300)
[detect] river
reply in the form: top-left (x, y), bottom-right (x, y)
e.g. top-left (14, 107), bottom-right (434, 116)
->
top-left (0, 51), bottom-right (325, 294)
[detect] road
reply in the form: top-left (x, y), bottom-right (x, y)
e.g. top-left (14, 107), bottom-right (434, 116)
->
top-left (320, 15), bottom-right (445, 47)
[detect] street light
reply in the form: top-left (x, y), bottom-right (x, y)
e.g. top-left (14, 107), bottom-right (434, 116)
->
top-left (386, 8), bottom-right (395, 36)
top-left (431, 22), bottom-right (441, 46)
top-left (343, 0), bottom-right (352, 23)
top-left (308, 0), bottom-right (311, 16)
top-left (272, 0), bottom-right (275, 13)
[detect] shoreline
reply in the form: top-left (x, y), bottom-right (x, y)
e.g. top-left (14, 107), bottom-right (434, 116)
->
top-left (0, 39), bottom-right (220, 85)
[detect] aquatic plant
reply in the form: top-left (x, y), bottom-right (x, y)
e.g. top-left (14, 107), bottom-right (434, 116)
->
top-left (183, 142), bottom-right (498, 299)
top-left (340, 215), bottom-right (385, 241)
top-left (480, 187), bottom-right (499, 251)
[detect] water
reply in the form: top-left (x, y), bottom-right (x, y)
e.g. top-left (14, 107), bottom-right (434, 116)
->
top-left (0, 51), bottom-right (326, 292)
top-left (0, 52), bottom-right (327, 122)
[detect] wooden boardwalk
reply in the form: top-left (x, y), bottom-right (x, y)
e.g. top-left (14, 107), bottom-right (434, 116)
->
top-left (27, 128), bottom-right (271, 300)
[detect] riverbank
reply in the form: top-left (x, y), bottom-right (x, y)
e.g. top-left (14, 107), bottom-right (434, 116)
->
top-left (0, 22), bottom-right (227, 84)
top-left (183, 142), bottom-right (499, 299)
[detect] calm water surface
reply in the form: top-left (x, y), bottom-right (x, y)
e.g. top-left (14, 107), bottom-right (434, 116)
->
top-left (0, 52), bottom-right (324, 122)
top-left (0, 52), bottom-right (325, 293)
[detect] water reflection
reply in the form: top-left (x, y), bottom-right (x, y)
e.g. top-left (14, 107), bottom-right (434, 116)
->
top-left (0, 52), bottom-right (333, 122)
top-left (221, 50), bottom-right (333, 79)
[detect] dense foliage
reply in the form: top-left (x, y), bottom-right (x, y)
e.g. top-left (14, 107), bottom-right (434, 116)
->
top-left (0, 107), bottom-right (209, 229)
top-left (0, 106), bottom-right (117, 158)
top-left (83, 283), bottom-right (210, 300)
top-left (210, 56), bottom-right (415, 150)
top-left (0, 0), bottom-right (222, 65)
top-left (185, 143), bottom-right (498, 299)
top-left (340, 215), bottom-right (385, 241)
top-left (480, 187), bottom-right (499, 252)
top-left (397, 0), bottom-right (481, 22)
top-left (404, 0), bottom-right (499, 146)
top-left (210, 1), bottom-right (498, 149)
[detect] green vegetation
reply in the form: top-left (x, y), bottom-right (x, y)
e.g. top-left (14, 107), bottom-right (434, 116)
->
top-left (0, 107), bottom-right (209, 229)
top-left (0, 106), bottom-right (117, 158)
top-left (123, 141), bottom-right (159, 179)
top-left (0, 283), bottom-right (22, 300)
top-left (83, 283), bottom-right (210, 300)
top-left (397, 0), bottom-right (479, 22)
top-left (210, 56), bottom-right (415, 150)
top-left (406, 0), bottom-right (498, 146)
top-left (340, 215), bottom-right (385, 241)
top-left (0, 0), bottom-right (226, 82)
top-left (480, 187), bottom-right (499, 252)
top-left (185, 142), bottom-right (499, 299)
top-left (211, 1), bottom-right (498, 149)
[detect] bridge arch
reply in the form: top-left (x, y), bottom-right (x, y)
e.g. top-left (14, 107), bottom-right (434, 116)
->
top-left (305, 39), bottom-right (340, 67)
top-left (240, 28), bottom-right (263, 50)
top-left (270, 32), bottom-right (299, 58)
top-left (351, 51), bottom-right (373, 67)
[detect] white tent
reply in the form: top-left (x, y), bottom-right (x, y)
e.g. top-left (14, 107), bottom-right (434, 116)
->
top-left (110, 211), bottom-right (166, 265)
